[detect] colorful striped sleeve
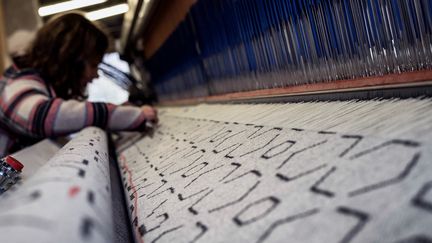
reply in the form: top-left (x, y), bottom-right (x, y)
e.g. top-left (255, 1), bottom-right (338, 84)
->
top-left (1, 77), bottom-right (147, 138)
top-left (32, 100), bottom-right (147, 136)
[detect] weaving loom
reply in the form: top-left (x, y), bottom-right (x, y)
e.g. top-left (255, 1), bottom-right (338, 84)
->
top-left (1, 0), bottom-right (432, 243)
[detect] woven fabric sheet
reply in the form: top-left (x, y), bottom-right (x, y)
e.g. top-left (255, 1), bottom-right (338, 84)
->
top-left (118, 99), bottom-right (432, 243)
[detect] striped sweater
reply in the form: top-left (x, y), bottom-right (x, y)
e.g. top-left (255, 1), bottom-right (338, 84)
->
top-left (0, 67), bottom-right (148, 157)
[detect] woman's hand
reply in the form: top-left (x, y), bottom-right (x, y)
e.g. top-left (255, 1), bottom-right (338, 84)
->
top-left (141, 105), bottom-right (158, 124)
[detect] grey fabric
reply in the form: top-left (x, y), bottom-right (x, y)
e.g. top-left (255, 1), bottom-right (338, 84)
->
top-left (117, 100), bottom-right (432, 243)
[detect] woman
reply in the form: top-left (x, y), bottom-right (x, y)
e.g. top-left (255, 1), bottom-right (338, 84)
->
top-left (0, 12), bottom-right (157, 156)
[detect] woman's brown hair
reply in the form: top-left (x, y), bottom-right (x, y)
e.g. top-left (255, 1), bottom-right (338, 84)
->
top-left (23, 12), bottom-right (108, 99)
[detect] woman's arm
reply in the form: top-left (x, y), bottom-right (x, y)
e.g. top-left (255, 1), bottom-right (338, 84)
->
top-left (1, 78), bottom-right (157, 138)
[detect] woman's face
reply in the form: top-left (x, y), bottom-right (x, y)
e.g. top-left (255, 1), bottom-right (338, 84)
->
top-left (81, 58), bottom-right (101, 85)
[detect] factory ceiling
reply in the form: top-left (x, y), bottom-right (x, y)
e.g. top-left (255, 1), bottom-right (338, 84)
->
top-left (38, 0), bottom-right (127, 40)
